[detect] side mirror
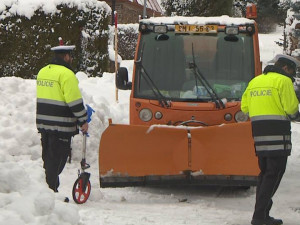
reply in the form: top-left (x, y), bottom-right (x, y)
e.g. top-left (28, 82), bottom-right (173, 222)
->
top-left (116, 67), bottom-right (132, 90)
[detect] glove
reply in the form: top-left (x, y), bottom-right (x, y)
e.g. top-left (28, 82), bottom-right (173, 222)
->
top-left (86, 104), bottom-right (95, 123)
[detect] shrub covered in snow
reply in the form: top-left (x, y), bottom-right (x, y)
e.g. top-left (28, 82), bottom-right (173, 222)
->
top-left (117, 24), bottom-right (139, 60)
top-left (283, 2), bottom-right (300, 56)
top-left (109, 24), bottom-right (139, 61)
top-left (0, 0), bottom-right (111, 78)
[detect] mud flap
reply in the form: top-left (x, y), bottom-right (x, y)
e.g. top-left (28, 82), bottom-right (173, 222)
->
top-left (99, 122), bottom-right (259, 187)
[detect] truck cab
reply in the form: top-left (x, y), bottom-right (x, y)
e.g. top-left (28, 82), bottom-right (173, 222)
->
top-left (117, 16), bottom-right (261, 127)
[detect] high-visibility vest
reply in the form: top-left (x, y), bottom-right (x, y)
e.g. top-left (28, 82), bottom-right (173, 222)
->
top-left (241, 72), bottom-right (299, 156)
top-left (36, 64), bottom-right (87, 137)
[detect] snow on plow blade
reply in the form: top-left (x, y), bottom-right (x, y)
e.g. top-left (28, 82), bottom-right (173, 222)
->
top-left (99, 122), bottom-right (259, 188)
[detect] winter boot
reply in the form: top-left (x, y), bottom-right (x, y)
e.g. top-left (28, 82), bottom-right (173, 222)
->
top-left (268, 217), bottom-right (283, 225)
top-left (251, 217), bottom-right (283, 225)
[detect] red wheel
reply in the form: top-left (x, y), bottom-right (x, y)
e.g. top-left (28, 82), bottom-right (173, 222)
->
top-left (72, 175), bottom-right (91, 204)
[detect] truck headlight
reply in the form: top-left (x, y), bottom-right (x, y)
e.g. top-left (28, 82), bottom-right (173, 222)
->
top-left (139, 108), bottom-right (153, 122)
top-left (154, 25), bottom-right (168, 33)
top-left (225, 26), bottom-right (239, 35)
top-left (234, 111), bottom-right (248, 122)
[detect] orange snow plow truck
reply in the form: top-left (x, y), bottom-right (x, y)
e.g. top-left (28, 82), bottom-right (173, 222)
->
top-left (99, 14), bottom-right (262, 188)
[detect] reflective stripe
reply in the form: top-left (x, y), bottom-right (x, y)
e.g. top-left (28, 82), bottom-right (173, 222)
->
top-left (37, 98), bottom-right (68, 106)
top-left (256, 144), bottom-right (292, 151)
top-left (36, 114), bottom-right (77, 123)
top-left (250, 115), bottom-right (288, 121)
top-left (68, 98), bottom-right (84, 107)
top-left (37, 124), bottom-right (77, 133)
top-left (288, 111), bottom-right (300, 120)
top-left (73, 110), bottom-right (87, 118)
top-left (254, 135), bottom-right (291, 142)
top-left (77, 116), bottom-right (87, 123)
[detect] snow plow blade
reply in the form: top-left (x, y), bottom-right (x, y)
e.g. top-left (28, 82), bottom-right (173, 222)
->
top-left (99, 122), bottom-right (259, 188)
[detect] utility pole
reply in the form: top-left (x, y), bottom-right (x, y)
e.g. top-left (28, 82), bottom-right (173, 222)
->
top-left (114, 11), bottom-right (119, 102)
top-left (143, 0), bottom-right (147, 18)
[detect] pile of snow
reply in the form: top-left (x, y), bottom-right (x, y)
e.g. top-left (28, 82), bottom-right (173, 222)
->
top-left (0, 61), bottom-right (131, 224)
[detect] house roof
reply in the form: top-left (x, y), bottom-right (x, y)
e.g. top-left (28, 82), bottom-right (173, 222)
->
top-left (136, 0), bottom-right (162, 13)
top-left (130, 0), bottom-right (162, 13)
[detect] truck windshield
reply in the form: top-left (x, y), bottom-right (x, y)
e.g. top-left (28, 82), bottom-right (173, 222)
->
top-left (134, 31), bottom-right (255, 102)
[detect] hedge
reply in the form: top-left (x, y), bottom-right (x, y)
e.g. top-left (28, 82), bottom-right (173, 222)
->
top-left (109, 24), bottom-right (139, 60)
top-left (0, 1), bottom-right (111, 78)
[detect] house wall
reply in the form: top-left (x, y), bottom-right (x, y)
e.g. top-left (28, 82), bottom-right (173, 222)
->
top-left (105, 0), bottom-right (162, 24)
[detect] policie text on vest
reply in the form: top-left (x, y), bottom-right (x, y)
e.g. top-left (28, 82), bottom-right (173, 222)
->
top-left (250, 89), bottom-right (272, 97)
top-left (37, 80), bottom-right (54, 87)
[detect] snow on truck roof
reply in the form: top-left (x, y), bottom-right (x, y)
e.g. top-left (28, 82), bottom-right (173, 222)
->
top-left (140, 15), bottom-right (255, 26)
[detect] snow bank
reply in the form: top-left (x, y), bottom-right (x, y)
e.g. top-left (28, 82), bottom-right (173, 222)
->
top-left (0, 68), bottom-right (131, 224)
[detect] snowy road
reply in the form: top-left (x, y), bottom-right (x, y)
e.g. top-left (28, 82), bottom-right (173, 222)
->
top-left (58, 147), bottom-right (300, 225)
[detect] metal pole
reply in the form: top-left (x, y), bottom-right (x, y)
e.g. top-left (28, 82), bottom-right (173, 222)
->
top-left (143, 0), bottom-right (147, 18)
top-left (111, 0), bottom-right (115, 25)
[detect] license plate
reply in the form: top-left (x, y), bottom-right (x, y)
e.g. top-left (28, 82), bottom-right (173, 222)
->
top-left (175, 25), bottom-right (218, 33)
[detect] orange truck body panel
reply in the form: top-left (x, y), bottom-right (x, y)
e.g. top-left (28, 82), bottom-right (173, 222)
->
top-left (246, 4), bottom-right (258, 19)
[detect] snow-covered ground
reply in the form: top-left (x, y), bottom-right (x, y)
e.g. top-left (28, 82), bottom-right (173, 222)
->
top-left (1, 26), bottom-right (300, 225)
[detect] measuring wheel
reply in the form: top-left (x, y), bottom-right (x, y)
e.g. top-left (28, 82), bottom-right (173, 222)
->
top-left (72, 172), bottom-right (91, 204)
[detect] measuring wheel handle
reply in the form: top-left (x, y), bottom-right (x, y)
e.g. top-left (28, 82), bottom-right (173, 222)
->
top-left (80, 158), bottom-right (90, 170)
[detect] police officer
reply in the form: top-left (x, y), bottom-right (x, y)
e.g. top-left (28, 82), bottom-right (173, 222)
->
top-left (241, 54), bottom-right (300, 225)
top-left (36, 38), bottom-right (88, 192)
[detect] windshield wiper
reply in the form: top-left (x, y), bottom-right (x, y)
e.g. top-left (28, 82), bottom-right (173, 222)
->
top-left (190, 43), bottom-right (225, 109)
top-left (135, 43), bottom-right (170, 108)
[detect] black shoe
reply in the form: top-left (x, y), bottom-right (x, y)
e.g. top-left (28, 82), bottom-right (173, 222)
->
top-left (251, 217), bottom-right (283, 225)
top-left (268, 217), bottom-right (283, 225)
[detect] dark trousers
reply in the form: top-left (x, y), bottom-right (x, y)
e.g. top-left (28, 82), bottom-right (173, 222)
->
top-left (41, 132), bottom-right (71, 192)
top-left (253, 156), bottom-right (287, 220)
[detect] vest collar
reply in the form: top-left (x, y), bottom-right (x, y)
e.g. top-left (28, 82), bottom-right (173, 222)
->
top-left (263, 65), bottom-right (294, 82)
top-left (50, 57), bottom-right (74, 72)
